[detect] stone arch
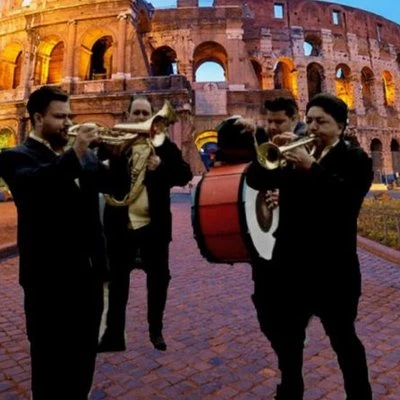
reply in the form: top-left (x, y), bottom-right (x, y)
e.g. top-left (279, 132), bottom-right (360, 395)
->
top-left (79, 28), bottom-right (116, 80)
top-left (361, 67), bottom-right (375, 110)
top-left (34, 36), bottom-right (64, 85)
top-left (193, 41), bottom-right (228, 82)
top-left (335, 63), bottom-right (353, 109)
top-left (307, 62), bottom-right (325, 100)
top-left (391, 138), bottom-right (400, 178)
top-left (151, 46), bottom-right (178, 76)
top-left (0, 42), bottom-right (24, 90)
top-left (274, 57), bottom-right (297, 98)
top-left (250, 59), bottom-right (262, 89)
top-left (382, 70), bottom-right (395, 107)
top-left (370, 138), bottom-right (383, 183)
top-left (303, 33), bottom-right (322, 57)
top-left (0, 127), bottom-right (17, 149)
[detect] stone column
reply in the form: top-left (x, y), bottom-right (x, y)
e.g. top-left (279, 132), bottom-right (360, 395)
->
top-left (114, 12), bottom-right (128, 79)
top-left (296, 65), bottom-right (308, 111)
top-left (64, 19), bottom-right (77, 84)
top-left (352, 71), bottom-right (365, 115)
top-left (22, 27), bottom-right (40, 94)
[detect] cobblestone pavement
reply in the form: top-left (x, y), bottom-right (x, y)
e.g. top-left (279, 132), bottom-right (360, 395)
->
top-left (0, 194), bottom-right (399, 400)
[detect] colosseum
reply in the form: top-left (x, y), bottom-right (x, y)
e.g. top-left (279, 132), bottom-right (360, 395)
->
top-left (1, 0), bottom-right (400, 183)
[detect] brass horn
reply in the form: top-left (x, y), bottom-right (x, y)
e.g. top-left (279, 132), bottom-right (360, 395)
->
top-left (255, 134), bottom-right (317, 170)
top-left (68, 100), bottom-right (177, 145)
top-left (113, 99), bottom-right (177, 134)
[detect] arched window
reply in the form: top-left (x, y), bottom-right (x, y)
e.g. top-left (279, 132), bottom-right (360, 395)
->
top-left (193, 41), bottom-right (228, 82)
top-left (0, 127), bottom-right (17, 149)
top-left (361, 67), bottom-right (375, 110)
top-left (90, 36), bottom-right (113, 80)
top-left (151, 46), bottom-right (178, 77)
top-left (391, 139), bottom-right (400, 178)
top-left (303, 35), bottom-right (322, 56)
top-left (195, 62), bottom-right (225, 82)
top-left (251, 60), bottom-right (262, 89)
top-left (47, 42), bottom-right (64, 84)
top-left (12, 51), bottom-right (23, 88)
top-left (335, 64), bottom-right (353, 108)
top-left (382, 70), bottom-right (395, 107)
top-left (370, 138), bottom-right (383, 183)
top-left (307, 63), bottom-right (325, 100)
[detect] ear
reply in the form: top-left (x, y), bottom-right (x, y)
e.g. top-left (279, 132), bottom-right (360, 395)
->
top-left (338, 122), bottom-right (345, 133)
top-left (33, 112), bottom-right (43, 127)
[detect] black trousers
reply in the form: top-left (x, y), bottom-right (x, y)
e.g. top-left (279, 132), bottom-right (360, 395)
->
top-left (251, 263), bottom-right (372, 400)
top-left (24, 271), bottom-right (103, 400)
top-left (105, 225), bottom-right (171, 337)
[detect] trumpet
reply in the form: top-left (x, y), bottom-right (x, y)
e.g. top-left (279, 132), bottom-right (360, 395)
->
top-left (254, 134), bottom-right (317, 169)
top-left (68, 100), bottom-right (177, 145)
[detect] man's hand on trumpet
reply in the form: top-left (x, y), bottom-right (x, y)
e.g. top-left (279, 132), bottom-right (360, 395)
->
top-left (72, 124), bottom-right (102, 160)
top-left (272, 132), bottom-right (315, 170)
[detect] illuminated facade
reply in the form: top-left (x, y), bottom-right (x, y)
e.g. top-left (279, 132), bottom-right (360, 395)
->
top-left (1, 0), bottom-right (400, 181)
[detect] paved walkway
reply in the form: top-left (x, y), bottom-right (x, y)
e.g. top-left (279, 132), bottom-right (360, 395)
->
top-left (0, 194), bottom-right (399, 399)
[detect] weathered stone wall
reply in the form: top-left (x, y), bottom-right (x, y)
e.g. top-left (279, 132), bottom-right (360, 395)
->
top-left (0, 0), bottom-right (399, 181)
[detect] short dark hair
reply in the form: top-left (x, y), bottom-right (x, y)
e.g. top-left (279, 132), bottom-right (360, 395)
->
top-left (264, 96), bottom-right (299, 118)
top-left (306, 93), bottom-right (348, 128)
top-left (27, 86), bottom-right (69, 125)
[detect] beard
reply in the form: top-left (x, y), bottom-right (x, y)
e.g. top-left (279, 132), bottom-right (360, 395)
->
top-left (42, 129), bottom-right (69, 150)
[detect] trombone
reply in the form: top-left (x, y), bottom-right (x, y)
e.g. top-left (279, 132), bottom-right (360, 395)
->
top-left (68, 100), bottom-right (177, 146)
top-left (254, 134), bottom-right (317, 169)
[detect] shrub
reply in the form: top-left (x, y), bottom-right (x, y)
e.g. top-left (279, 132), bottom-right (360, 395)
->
top-left (358, 195), bottom-right (400, 250)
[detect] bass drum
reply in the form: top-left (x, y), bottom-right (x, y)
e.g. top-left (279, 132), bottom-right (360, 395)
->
top-left (192, 163), bottom-right (279, 264)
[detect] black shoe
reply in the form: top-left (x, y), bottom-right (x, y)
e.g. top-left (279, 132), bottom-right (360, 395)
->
top-left (150, 334), bottom-right (167, 351)
top-left (97, 333), bottom-right (126, 353)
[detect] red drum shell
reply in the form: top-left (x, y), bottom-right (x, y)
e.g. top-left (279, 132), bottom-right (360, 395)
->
top-left (192, 163), bottom-right (279, 264)
top-left (192, 164), bottom-right (250, 263)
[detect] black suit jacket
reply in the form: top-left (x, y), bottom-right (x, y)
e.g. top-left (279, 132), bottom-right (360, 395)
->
top-left (246, 140), bottom-right (373, 296)
top-left (103, 137), bottom-right (193, 248)
top-left (0, 138), bottom-right (110, 288)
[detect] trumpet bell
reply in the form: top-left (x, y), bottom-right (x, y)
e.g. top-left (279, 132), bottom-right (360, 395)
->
top-left (113, 99), bottom-right (177, 134)
top-left (256, 135), bottom-right (317, 169)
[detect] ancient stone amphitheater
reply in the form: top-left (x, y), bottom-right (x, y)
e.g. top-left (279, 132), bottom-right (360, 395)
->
top-left (0, 0), bottom-right (399, 182)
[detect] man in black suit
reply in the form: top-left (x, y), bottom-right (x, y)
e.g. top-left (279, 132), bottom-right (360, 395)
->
top-left (98, 96), bottom-right (192, 352)
top-left (0, 86), bottom-right (111, 399)
top-left (246, 93), bottom-right (373, 399)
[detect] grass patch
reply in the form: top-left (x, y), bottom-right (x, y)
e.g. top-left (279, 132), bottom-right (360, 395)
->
top-left (358, 193), bottom-right (400, 250)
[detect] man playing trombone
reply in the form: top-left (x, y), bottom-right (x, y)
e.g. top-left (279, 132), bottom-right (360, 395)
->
top-left (246, 93), bottom-right (373, 399)
top-left (98, 96), bottom-right (192, 352)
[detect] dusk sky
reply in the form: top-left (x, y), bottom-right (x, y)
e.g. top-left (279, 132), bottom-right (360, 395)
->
top-left (149, 0), bottom-right (400, 25)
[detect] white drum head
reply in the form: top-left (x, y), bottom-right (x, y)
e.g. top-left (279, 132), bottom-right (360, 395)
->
top-left (242, 178), bottom-right (279, 261)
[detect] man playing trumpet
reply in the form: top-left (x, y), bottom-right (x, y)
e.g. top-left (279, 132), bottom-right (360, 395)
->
top-left (0, 86), bottom-right (111, 400)
top-left (98, 96), bottom-right (192, 352)
top-left (246, 93), bottom-right (373, 399)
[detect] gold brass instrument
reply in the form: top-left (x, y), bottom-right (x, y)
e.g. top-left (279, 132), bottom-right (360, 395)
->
top-left (254, 134), bottom-right (317, 169)
top-left (68, 100), bottom-right (177, 145)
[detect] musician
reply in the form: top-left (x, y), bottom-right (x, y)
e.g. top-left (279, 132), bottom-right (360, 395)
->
top-left (98, 96), bottom-right (192, 352)
top-left (246, 93), bottom-right (373, 399)
top-left (0, 86), bottom-right (110, 400)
